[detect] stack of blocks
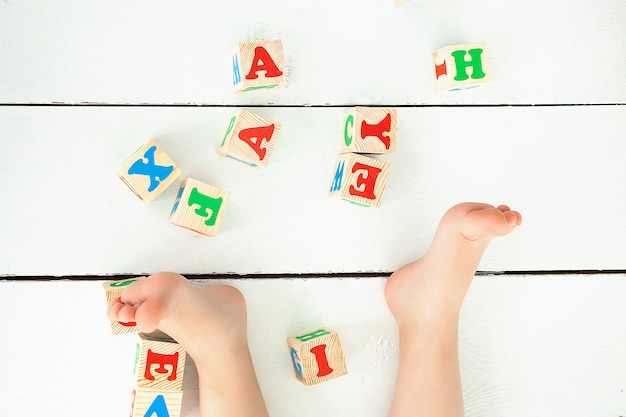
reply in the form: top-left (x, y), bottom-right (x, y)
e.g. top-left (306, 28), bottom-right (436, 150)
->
top-left (103, 278), bottom-right (187, 417)
top-left (433, 42), bottom-right (490, 92)
top-left (117, 139), bottom-right (230, 236)
top-left (329, 107), bottom-right (397, 207)
top-left (287, 327), bottom-right (348, 386)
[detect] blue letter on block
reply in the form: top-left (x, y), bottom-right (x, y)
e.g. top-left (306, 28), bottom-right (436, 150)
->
top-left (291, 347), bottom-right (303, 378)
top-left (232, 54), bottom-right (242, 86)
top-left (128, 146), bottom-right (174, 192)
top-left (329, 161), bottom-right (345, 192)
top-left (144, 394), bottom-right (170, 417)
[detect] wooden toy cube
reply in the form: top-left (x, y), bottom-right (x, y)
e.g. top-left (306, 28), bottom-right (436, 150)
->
top-left (342, 107), bottom-right (397, 154)
top-left (134, 333), bottom-right (187, 390)
top-left (287, 327), bottom-right (348, 386)
top-left (169, 178), bottom-right (230, 236)
top-left (218, 110), bottom-right (282, 167)
top-left (102, 277), bottom-right (145, 335)
top-left (329, 153), bottom-right (390, 207)
top-left (130, 386), bottom-right (183, 417)
top-left (116, 140), bottom-right (182, 203)
top-left (432, 42), bottom-right (490, 92)
top-left (232, 39), bottom-right (286, 92)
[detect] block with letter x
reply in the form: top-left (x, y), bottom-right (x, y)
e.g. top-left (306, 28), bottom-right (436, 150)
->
top-left (169, 178), bottom-right (231, 236)
top-left (116, 139), bottom-right (181, 203)
top-left (329, 153), bottom-right (390, 207)
top-left (342, 107), bottom-right (397, 154)
top-left (287, 327), bottom-right (348, 386)
top-left (232, 39), bottom-right (286, 92)
top-left (218, 109), bottom-right (282, 167)
top-left (433, 42), bottom-right (490, 92)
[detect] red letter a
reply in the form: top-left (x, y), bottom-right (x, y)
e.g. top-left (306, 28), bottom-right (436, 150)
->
top-left (238, 124), bottom-right (276, 161)
top-left (245, 46), bottom-right (283, 80)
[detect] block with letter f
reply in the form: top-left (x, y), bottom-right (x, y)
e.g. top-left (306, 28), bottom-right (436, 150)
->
top-left (433, 42), bottom-right (490, 92)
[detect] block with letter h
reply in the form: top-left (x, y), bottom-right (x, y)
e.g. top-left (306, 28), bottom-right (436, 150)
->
top-left (433, 42), bottom-right (490, 92)
top-left (102, 277), bottom-right (145, 335)
top-left (329, 153), bottom-right (390, 207)
top-left (218, 110), bottom-right (282, 168)
top-left (287, 327), bottom-right (348, 386)
top-left (232, 39), bottom-right (286, 92)
top-left (169, 178), bottom-right (231, 236)
top-left (342, 107), bottom-right (397, 154)
top-left (116, 140), bottom-right (182, 203)
top-left (130, 333), bottom-right (187, 417)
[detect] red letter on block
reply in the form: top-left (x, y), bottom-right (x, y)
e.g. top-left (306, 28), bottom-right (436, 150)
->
top-left (245, 46), bottom-right (283, 80)
top-left (349, 163), bottom-right (382, 200)
top-left (310, 344), bottom-right (333, 377)
top-left (144, 349), bottom-right (180, 381)
top-left (238, 124), bottom-right (276, 161)
top-left (360, 113), bottom-right (392, 149)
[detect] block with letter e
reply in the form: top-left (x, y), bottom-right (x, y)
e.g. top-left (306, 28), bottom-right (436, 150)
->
top-left (329, 153), bottom-right (390, 207)
top-left (218, 110), bottom-right (282, 167)
top-left (287, 327), bottom-right (348, 386)
top-left (130, 386), bottom-right (183, 417)
top-left (134, 333), bottom-right (187, 391)
top-left (169, 178), bottom-right (230, 236)
top-left (102, 277), bottom-right (145, 335)
top-left (116, 139), bottom-right (181, 203)
top-left (433, 42), bottom-right (490, 92)
top-left (342, 107), bottom-right (397, 154)
top-left (232, 39), bottom-right (286, 92)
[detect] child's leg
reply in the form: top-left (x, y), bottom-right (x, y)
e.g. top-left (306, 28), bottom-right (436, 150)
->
top-left (385, 203), bottom-right (522, 417)
top-left (107, 272), bottom-right (269, 417)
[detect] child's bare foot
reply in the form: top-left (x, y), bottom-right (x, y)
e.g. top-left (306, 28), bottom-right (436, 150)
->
top-left (385, 203), bottom-right (522, 417)
top-left (107, 272), bottom-right (269, 417)
top-left (385, 202), bottom-right (522, 325)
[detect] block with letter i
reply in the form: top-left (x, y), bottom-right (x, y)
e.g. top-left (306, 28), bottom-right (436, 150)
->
top-left (287, 327), bottom-right (348, 386)
top-left (169, 177), bottom-right (231, 236)
top-left (218, 110), bottom-right (282, 168)
top-left (232, 39), bottom-right (286, 92)
top-left (433, 42), bottom-right (490, 92)
top-left (116, 139), bottom-right (182, 203)
top-left (102, 277), bottom-right (145, 335)
top-left (342, 107), bottom-right (397, 154)
top-left (329, 153), bottom-right (390, 207)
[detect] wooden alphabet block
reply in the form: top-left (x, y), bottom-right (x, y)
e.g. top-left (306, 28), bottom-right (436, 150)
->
top-left (329, 153), bottom-right (390, 207)
top-left (218, 110), bottom-right (282, 167)
top-left (232, 39), bottom-right (286, 92)
top-left (342, 107), bottom-right (397, 154)
top-left (287, 327), bottom-right (348, 386)
top-left (102, 277), bottom-right (145, 335)
top-left (116, 140), bottom-right (182, 203)
top-left (433, 42), bottom-right (490, 92)
top-left (134, 333), bottom-right (187, 390)
top-left (130, 386), bottom-right (183, 417)
top-left (169, 178), bottom-right (230, 236)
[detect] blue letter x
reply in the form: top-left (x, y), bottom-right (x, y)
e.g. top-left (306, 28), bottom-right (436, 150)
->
top-left (128, 146), bottom-right (174, 192)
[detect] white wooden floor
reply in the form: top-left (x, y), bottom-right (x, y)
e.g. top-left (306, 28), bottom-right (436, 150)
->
top-left (1, 0), bottom-right (625, 416)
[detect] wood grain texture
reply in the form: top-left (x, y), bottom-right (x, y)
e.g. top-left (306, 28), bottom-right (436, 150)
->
top-left (0, 0), bottom-right (623, 105)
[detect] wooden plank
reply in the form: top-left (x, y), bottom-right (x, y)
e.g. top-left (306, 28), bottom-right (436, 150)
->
top-left (0, 276), bottom-right (624, 416)
top-left (0, 105), bottom-right (625, 276)
top-left (0, 0), bottom-right (624, 105)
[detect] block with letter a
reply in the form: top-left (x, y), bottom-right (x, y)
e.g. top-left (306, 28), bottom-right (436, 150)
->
top-left (287, 327), bottom-right (348, 386)
top-left (232, 39), bottom-right (286, 92)
top-left (329, 153), bottom-right (390, 207)
top-left (433, 42), bottom-right (490, 92)
top-left (218, 109), bottom-right (282, 168)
